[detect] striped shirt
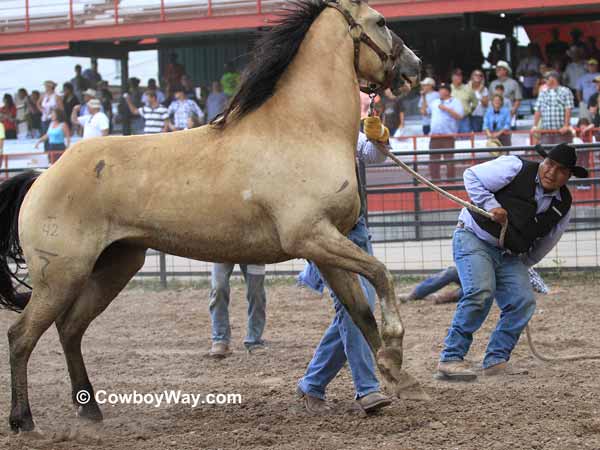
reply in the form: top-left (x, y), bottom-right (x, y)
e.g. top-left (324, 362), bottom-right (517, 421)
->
top-left (139, 105), bottom-right (169, 134)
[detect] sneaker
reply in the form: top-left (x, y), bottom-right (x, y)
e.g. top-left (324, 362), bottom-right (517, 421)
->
top-left (435, 360), bottom-right (477, 382)
top-left (209, 341), bottom-right (231, 359)
top-left (355, 392), bottom-right (392, 414)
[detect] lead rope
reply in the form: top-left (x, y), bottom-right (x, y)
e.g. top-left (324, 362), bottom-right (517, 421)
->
top-left (368, 125), bottom-right (600, 362)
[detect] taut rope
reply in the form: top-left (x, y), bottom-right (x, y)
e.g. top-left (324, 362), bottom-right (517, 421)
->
top-left (375, 143), bottom-right (600, 362)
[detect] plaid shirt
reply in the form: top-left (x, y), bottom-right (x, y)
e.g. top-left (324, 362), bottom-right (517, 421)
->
top-left (168, 99), bottom-right (204, 130)
top-left (534, 86), bottom-right (574, 130)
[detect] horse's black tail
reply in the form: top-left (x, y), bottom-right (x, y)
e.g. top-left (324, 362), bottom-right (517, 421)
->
top-left (0, 171), bottom-right (40, 312)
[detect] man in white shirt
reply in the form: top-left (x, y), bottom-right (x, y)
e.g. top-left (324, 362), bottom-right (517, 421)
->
top-left (72, 99), bottom-right (109, 139)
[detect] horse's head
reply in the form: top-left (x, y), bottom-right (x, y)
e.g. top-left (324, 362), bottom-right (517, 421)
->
top-left (329, 0), bottom-right (421, 92)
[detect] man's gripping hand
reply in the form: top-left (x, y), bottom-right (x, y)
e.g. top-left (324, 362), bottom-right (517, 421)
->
top-left (363, 116), bottom-right (390, 143)
top-left (489, 207), bottom-right (508, 225)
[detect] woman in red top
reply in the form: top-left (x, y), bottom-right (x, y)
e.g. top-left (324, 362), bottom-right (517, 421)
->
top-left (0, 94), bottom-right (17, 139)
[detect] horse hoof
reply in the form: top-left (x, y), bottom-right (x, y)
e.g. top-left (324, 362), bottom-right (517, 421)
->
top-left (392, 371), bottom-right (431, 402)
top-left (9, 411), bottom-right (35, 433)
top-left (376, 346), bottom-right (404, 384)
top-left (77, 403), bottom-right (103, 422)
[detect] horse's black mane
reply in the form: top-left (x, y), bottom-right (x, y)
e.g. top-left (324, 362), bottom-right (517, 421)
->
top-left (212, 0), bottom-right (328, 128)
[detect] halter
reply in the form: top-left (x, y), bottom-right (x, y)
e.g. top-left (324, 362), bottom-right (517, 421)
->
top-left (325, 0), bottom-right (395, 93)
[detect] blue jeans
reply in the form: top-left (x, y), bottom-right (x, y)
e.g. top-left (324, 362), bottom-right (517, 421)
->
top-left (413, 266), bottom-right (462, 299)
top-left (297, 216), bottom-right (380, 399)
top-left (209, 263), bottom-right (267, 346)
top-left (470, 115), bottom-right (484, 132)
top-left (458, 116), bottom-right (472, 134)
top-left (440, 229), bottom-right (536, 369)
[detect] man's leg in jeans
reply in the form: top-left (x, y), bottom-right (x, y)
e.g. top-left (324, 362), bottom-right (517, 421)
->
top-left (411, 266), bottom-right (461, 299)
top-left (209, 263), bottom-right (235, 343)
top-left (240, 264), bottom-right (267, 348)
top-left (440, 229), bottom-right (497, 363)
top-left (483, 256), bottom-right (536, 369)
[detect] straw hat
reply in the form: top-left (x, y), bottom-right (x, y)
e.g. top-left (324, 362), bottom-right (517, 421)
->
top-left (420, 77), bottom-right (436, 87)
top-left (83, 88), bottom-right (97, 97)
top-left (495, 61), bottom-right (512, 74)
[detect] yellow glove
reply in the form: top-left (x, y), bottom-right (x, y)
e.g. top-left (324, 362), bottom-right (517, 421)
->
top-left (363, 116), bottom-right (390, 143)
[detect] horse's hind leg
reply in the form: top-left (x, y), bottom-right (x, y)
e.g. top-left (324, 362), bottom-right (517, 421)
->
top-left (316, 264), bottom-right (382, 353)
top-left (285, 222), bottom-right (427, 399)
top-left (8, 255), bottom-right (94, 433)
top-left (55, 243), bottom-right (146, 421)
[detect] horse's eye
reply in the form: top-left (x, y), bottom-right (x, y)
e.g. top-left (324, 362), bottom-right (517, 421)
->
top-left (377, 17), bottom-right (386, 27)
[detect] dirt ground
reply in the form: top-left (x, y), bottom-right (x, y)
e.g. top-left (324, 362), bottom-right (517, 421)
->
top-left (1, 276), bottom-right (600, 450)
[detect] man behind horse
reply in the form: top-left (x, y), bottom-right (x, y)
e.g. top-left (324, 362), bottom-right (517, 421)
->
top-left (437, 144), bottom-right (588, 381)
top-left (296, 114), bottom-right (393, 415)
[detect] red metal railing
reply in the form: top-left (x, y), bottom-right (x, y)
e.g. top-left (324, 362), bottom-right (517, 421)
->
top-left (1, 0), bottom-right (276, 34)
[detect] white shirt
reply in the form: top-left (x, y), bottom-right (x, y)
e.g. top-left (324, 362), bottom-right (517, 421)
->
top-left (77, 112), bottom-right (110, 139)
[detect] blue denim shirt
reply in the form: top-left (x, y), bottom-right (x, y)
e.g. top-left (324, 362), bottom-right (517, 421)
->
top-left (458, 155), bottom-right (571, 266)
top-left (483, 106), bottom-right (511, 132)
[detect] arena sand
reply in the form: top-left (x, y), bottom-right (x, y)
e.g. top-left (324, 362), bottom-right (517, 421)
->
top-left (1, 277), bottom-right (599, 450)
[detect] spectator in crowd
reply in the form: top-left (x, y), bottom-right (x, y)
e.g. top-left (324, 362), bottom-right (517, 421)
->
top-left (119, 77), bottom-right (145, 135)
top-left (517, 43), bottom-right (542, 98)
top-left (82, 58), bottom-right (102, 90)
top-left (379, 88), bottom-right (404, 137)
top-left (545, 28), bottom-right (569, 64)
top-left (205, 81), bottom-right (229, 122)
top-left (427, 83), bottom-right (464, 180)
top-left (489, 61), bottom-right (522, 129)
top-left (563, 46), bottom-right (586, 102)
top-left (70, 64), bottom-right (89, 102)
top-left (164, 53), bottom-right (185, 88)
top-left (533, 71), bottom-right (574, 145)
top-left (418, 77), bottom-right (439, 135)
top-left (61, 82), bottom-right (80, 132)
top-left (221, 62), bottom-right (240, 97)
top-left (39, 80), bottom-right (63, 144)
top-left (576, 58), bottom-right (600, 120)
top-left (586, 36), bottom-right (600, 61)
top-left (0, 94), bottom-right (17, 140)
top-left (484, 94), bottom-right (512, 147)
top-left (493, 84), bottom-right (512, 110)
top-left (142, 78), bottom-right (165, 106)
top-left (28, 90), bottom-right (42, 139)
top-left (569, 28), bottom-right (586, 51)
top-left (71, 99), bottom-right (109, 139)
top-left (533, 63), bottom-right (551, 98)
top-left (450, 68), bottom-right (477, 134)
top-left (180, 74), bottom-right (198, 102)
top-left (167, 85), bottom-right (204, 131)
top-left (14, 89), bottom-right (29, 139)
top-left (34, 109), bottom-right (70, 154)
top-left (487, 38), bottom-right (504, 66)
top-left (468, 69), bottom-right (489, 132)
top-left (79, 89), bottom-right (98, 116)
top-left (359, 91), bottom-right (372, 118)
top-left (588, 75), bottom-right (600, 130)
top-left (208, 263), bottom-right (267, 357)
top-left (123, 91), bottom-right (169, 135)
top-left (96, 80), bottom-right (113, 133)
top-left (0, 122), bottom-right (4, 154)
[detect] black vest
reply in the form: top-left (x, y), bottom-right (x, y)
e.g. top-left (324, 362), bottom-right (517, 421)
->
top-left (469, 159), bottom-right (572, 254)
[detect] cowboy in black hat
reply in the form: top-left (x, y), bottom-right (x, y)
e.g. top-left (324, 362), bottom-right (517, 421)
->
top-left (436, 143), bottom-right (587, 382)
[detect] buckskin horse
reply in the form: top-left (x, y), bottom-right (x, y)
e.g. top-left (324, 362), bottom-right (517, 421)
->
top-left (0, 0), bottom-right (422, 433)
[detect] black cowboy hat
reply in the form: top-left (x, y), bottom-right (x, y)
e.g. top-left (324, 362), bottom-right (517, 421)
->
top-left (536, 143), bottom-right (589, 178)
